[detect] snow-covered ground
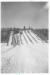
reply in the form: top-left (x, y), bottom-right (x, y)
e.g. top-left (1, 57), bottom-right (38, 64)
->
top-left (1, 30), bottom-right (48, 73)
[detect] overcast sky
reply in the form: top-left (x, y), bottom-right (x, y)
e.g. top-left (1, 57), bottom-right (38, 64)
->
top-left (1, 2), bottom-right (48, 29)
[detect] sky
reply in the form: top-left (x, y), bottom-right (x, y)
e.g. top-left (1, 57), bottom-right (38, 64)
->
top-left (1, 2), bottom-right (48, 29)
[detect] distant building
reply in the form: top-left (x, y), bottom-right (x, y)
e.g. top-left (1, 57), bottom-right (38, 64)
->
top-left (24, 26), bottom-right (26, 30)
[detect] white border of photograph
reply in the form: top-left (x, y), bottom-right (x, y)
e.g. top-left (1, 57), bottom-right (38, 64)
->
top-left (0, 0), bottom-right (49, 75)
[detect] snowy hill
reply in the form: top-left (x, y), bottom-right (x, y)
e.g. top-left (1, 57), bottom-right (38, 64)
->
top-left (1, 29), bottom-right (48, 73)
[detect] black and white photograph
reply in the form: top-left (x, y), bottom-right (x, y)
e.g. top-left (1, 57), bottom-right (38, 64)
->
top-left (1, 2), bottom-right (48, 73)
